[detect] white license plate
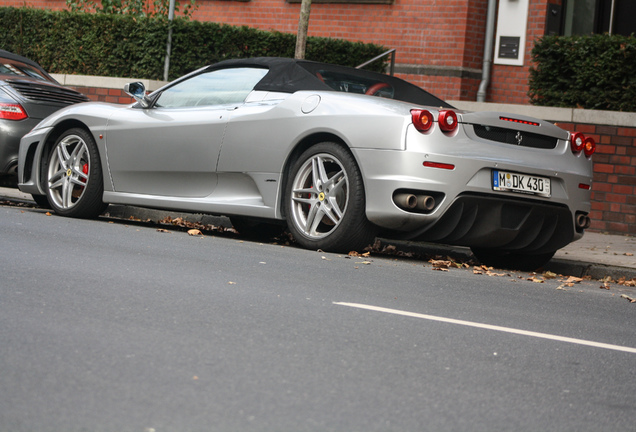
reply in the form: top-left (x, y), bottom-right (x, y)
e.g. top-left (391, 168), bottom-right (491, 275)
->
top-left (493, 170), bottom-right (551, 197)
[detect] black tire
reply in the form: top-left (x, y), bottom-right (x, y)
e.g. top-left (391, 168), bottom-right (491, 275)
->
top-left (284, 142), bottom-right (376, 252)
top-left (45, 128), bottom-right (107, 218)
top-left (230, 216), bottom-right (285, 240)
top-left (31, 194), bottom-right (51, 209)
top-left (471, 248), bottom-right (555, 272)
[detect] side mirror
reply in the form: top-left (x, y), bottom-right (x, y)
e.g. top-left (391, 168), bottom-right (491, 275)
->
top-left (124, 82), bottom-right (151, 108)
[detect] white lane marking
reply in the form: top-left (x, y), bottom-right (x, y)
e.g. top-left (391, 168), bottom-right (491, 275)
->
top-left (334, 302), bottom-right (636, 354)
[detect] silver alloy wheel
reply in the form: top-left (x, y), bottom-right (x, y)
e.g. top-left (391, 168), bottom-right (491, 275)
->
top-left (290, 152), bottom-right (349, 240)
top-left (47, 134), bottom-right (90, 210)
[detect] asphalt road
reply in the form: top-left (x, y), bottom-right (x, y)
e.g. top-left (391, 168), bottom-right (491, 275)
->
top-left (1, 204), bottom-right (635, 432)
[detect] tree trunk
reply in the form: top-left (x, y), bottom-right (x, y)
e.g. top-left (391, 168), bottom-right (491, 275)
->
top-left (295, 0), bottom-right (312, 59)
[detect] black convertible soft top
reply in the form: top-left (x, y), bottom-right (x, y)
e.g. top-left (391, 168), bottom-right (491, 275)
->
top-left (207, 57), bottom-right (454, 109)
top-left (0, 49), bottom-right (57, 82)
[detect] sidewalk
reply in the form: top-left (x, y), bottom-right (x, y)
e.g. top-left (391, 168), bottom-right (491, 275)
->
top-left (2, 186), bottom-right (635, 281)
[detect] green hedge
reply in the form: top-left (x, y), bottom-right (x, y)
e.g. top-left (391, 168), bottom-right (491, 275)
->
top-left (0, 6), bottom-right (387, 81)
top-left (529, 34), bottom-right (636, 112)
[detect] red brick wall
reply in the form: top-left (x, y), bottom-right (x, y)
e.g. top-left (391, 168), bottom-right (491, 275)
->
top-left (72, 86), bottom-right (135, 105)
top-left (191, 0), bottom-right (492, 101)
top-left (1, 0), bottom-right (65, 9)
top-left (557, 122), bottom-right (636, 235)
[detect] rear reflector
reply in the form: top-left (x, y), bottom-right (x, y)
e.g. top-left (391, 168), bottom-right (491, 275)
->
top-left (579, 183), bottom-right (591, 190)
top-left (424, 161), bottom-right (455, 170)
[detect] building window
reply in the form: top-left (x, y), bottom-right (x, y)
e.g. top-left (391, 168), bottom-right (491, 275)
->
top-left (554, 0), bottom-right (636, 36)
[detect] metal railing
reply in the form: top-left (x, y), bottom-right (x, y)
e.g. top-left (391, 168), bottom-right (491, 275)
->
top-left (356, 49), bottom-right (396, 76)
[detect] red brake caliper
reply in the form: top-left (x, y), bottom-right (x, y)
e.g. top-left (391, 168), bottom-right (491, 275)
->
top-left (81, 163), bottom-right (88, 183)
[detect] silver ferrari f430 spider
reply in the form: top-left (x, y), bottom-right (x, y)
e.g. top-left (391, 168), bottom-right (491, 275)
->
top-left (18, 57), bottom-right (595, 270)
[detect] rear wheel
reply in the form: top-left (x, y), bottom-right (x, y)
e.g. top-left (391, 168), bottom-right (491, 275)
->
top-left (45, 128), bottom-right (107, 218)
top-left (285, 142), bottom-right (376, 252)
top-left (471, 248), bottom-right (555, 272)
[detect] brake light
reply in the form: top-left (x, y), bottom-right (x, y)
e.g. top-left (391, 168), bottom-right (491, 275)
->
top-left (583, 137), bottom-right (596, 157)
top-left (411, 109), bottom-right (434, 132)
top-left (570, 132), bottom-right (585, 153)
top-left (438, 110), bottom-right (458, 133)
top-left (500, 116), bottom-right (540, 126)
top-left (0, 103), bottom-right (27, 121)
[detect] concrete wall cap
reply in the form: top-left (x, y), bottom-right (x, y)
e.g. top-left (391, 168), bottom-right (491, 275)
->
top-left (51, 74), bottom-right (168, 92)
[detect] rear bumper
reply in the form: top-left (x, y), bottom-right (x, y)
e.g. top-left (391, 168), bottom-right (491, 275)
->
top-left (0, 118), bottom-right (41, 174)
top-left (407, 193), bottom-right (580, 253)
top-left (352, 128), bottom-right (592, 252)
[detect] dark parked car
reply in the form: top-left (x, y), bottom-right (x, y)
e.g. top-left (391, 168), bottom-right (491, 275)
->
top-left (0, 50), bottom-right (89, 179)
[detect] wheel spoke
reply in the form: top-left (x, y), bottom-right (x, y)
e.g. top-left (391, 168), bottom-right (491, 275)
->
top-left (314, 156), bottom-right (329, 185)
top-left (305, 202), bottom-right (323, 235)
top-left (62, 176), bottom-right (74, 207)
top-left (49, 168), bottom-right (66, 189)
top-left (324, 197), bottom-right (344, 224)
top-left (56, 146), bottom-right (70, 171)
top-left (328, 170), bottom-right (346, 194)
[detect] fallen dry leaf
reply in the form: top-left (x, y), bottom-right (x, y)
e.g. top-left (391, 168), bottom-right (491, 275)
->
top-left (348, 251), bottom-right (371, 257)
top-left (600, 281), bottom-right (611, 290)
top-left (429, 259), bottom-right (451, 271)
top-left (527, 276), bottom-right (545, 283)
top-left (156, 228), bottom-right (171, 233)
top-left (187, 229), bottom-right (203, 236)
top-left (45, 212), bottom-right (52, 216)
top-left (543, 271), bottom-right (558, 279)
top-left (563, 276), bottom-right (583, 284)
top-left (617, 278), bottom-right (636, 287)
top-left (620, 294), bottom-right (636, 303)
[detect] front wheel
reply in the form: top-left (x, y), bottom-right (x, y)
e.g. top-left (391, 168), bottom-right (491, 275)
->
top-left (45, 128), bottom-right (107, 218)
top-left (471, 248), bottom-right (555, 272)
top-left (285, 142), bottom-right (376, 252)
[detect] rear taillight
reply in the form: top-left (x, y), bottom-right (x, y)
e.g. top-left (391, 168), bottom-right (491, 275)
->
top-left (0, 103), bottom-right (27, 121)
top-left (570, 131), bottom-right (595, 157)
top-left (570, 132), bottom-right (585, 153)
top-left (411, 109), bottom-right (434, 132)
top-left (438, 110), bottom-right (458, 133)
top-left (411, 109), bottom-right (459, 134)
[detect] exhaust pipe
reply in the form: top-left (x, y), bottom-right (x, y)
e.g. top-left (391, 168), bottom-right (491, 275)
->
top-left (394, 193), bottom-right (418, 210)
top-left (416, 195), bottom-right (435, 211)
top-left (576, 213), bottom-right (591, 229)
